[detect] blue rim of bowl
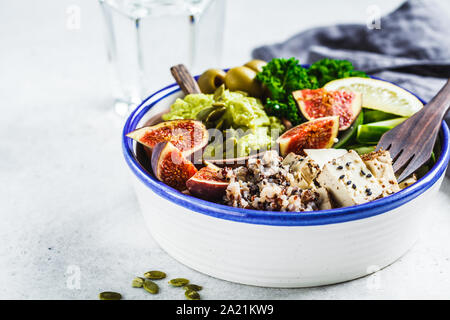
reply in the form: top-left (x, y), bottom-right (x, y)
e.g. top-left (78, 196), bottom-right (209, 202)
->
top-left (122, 74), bottom-right (450, 226)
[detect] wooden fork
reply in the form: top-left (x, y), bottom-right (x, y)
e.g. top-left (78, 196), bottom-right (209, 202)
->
top-left (377, 79), bottom-right (450, 182)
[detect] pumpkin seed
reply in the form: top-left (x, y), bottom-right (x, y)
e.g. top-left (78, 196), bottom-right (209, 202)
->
top-left (183, 284), bottom-right (203, 291)
top-left (168, 278), bottom-right (189, 287)
top-left (185, 289), bottom-right (201, 300)
top-left (196, 107), bottom-right (216, 121)
top-left (204, 107), bottom-right (227, 122)
top-left (132, 277), bottom-right (145, 288)
top-left (204, 121), bottom-right (215, 129)
top-left (213, 84), bottom-right (225, 101)
top-left (143, 279), bottom-right (159, 294)
top-left (212, 102), bottom-right (226, 108)
top-left (206, 106), bottom-right (227, 123)
top-left (144, 270), bottom-right (166, 280)
top-left (215, 119), bottom-right (224, 130)
top-left (99, 291), bottom-right (122, 300)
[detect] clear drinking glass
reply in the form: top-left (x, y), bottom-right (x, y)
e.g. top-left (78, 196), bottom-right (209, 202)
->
top-left (98, 0), bottom-right (225, 116)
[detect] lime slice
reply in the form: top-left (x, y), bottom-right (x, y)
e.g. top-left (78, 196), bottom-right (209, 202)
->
top-left (323, 77), bottom-right (423, 117)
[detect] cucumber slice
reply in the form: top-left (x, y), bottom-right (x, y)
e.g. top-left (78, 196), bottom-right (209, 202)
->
top-left (333, 112), bottom-right (364, 148)
top-left (357, 118), bottom-right (407, 144)
top-left (363, 109), bottom-right (398, 124)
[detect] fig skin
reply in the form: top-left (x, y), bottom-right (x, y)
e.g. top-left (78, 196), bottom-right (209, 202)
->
top-left (186, 165), bottom-right (229, 200)
top-left (293, 89), bottom-right (362, 131)
top-left (151, 141), bottom-right (198, 191)
top-left (126, 119), bottom-right (209, 159)
top-left (276, 116), bottom-right (339, 156)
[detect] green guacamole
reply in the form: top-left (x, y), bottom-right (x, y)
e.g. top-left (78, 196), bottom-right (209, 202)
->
top-left (162, 89), bottom-right (284, 158)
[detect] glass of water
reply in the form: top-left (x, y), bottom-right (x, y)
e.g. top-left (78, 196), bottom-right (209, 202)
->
top-left (98, 0), bottom-right (226, 116)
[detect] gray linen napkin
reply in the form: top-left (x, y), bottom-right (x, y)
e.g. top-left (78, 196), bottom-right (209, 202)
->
top-left (252, 0), bottom-right (450, 175)
top-left (252, 0), bottom-right (450, 116)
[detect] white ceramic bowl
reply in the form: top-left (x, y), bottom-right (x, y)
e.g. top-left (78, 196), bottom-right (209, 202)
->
top-left (122, 80), bottom-right (450, 288)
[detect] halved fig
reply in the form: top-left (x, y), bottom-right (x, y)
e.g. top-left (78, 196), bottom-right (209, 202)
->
top-left (186, 163), bottom-right (229, 200)
top-left (276, 116), bottom-right (339, 156)
top-left (126, 120), bottom-right (209, 158)
top-left (292, 88), bottom-right (362, 130)
top-left (151, 141), bottom-right (198, 191)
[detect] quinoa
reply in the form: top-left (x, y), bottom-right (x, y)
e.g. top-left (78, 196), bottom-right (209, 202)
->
top-left (223, 151), bottom-right (320, 212)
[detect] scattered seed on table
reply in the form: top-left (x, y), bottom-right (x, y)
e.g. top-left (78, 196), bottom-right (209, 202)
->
top-left (143, 279), bottom-right (159, 294)
top-left (169, 278), bottom-right (189, 287)
top-left (185, 289), bottom-right (200, 300)
top-left (99, 292), bottom-right (122, 300)
top-left (183, 284), bottom-right (203, 291)
top-left (132, 277), bottom-right (145, 288)
top-left (144, 270), bottom-right (167, 280)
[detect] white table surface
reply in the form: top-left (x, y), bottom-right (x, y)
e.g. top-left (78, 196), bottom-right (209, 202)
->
top-left (1, 0), bottom-right (449, 300)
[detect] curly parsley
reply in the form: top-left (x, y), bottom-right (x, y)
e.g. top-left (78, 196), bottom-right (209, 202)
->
top-left (307, 58), bottom-right (368, 88)
top-left (256, 58), bottom-right (367, 125)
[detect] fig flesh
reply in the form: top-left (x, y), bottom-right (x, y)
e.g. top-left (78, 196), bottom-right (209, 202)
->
top-left (186, 164), bottom-right (229, 200)
top-left (293, 88), bottom-right (361, 131)
top-left (151, 141), bottom-right (198, 191)
top-left (126, 120), bottom-right (208, 159)
top-left (277, 116), bottom-right (339, 156)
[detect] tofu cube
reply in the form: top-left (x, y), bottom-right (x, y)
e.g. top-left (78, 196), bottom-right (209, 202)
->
top-left (316, 150), bottom-right (383, 207)
top-left (289, 156), bottom-right (320, 188)
top-left (361, 150), bottom-right (400, 196)
top-left (282, 153), bottom-right (321, 188)
top-left (304, 148), bottom-right (347, 168)
top-left (399, 174), bottom-right (417, 189)
top-left (314, 186), bottom-right (334, 210)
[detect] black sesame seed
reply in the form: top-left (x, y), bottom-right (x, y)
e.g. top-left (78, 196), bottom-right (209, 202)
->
top-left (366, 174), bottom-right (372, 178)
top-left (346, 181), bottom-right (352, 185)
top-left (337, 166), bottom-right (343, 170)
top-left (360, 170), bottom-right (366, 176)
top-left (345, 162), bottom-right (351, 167)
top-left (352, 184), bottom-right (357, 189)
top-left (339, 175), bottom-right (345, 179)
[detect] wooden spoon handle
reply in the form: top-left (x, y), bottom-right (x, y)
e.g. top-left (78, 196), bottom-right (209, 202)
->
top-left (170, 64), bottom-right (201, 95)
top-left (425, 78), bottom-right (450, 120)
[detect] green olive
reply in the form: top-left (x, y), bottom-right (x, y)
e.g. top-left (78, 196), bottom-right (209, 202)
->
top-left (224, 66), bottom-right (263, 97)
top-left (197, 69), bottom-right (226, 94)
top-left (244, 59), bottom-right (267, 73)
